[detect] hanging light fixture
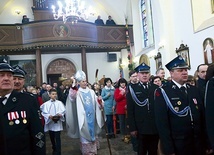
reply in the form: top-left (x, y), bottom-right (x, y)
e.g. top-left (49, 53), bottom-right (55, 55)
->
top-left (52, 0), bottom-right (95, 23)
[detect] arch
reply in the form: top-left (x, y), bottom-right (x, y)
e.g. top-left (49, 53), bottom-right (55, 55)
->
top-left (46, 58), bottom-right (76, 85)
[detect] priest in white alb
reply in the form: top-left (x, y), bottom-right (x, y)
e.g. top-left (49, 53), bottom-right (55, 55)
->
top-left (66, 70), bottom-right (104, 155)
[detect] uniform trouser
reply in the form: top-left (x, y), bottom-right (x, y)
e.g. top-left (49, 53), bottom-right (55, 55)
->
top-left (137, 134), bottom-right (159, 155)
top-left (49, 131), bottom-right (61, 155)
top-left (172, 135), bottom-right (202, 155)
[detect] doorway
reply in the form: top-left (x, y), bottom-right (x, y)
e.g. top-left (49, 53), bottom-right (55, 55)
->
top-left (46, 58), bottom-right (76, 85)
top-left (47, 74), bottom-right (61, 86)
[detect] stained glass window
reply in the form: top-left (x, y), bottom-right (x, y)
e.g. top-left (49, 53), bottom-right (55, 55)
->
top-left (140, 0), bottom-right (154, 48)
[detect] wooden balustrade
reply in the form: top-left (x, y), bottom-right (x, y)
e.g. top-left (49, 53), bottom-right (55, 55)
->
top-left (0, 20), bottom-right (133, 54)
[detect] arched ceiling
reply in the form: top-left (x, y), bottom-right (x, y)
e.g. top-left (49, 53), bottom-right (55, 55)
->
top-left (0, 0), bottom-right (133, 25)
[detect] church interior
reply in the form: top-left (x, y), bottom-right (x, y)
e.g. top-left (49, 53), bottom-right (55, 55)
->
top-left (0, 0), bottom-right (213, 86)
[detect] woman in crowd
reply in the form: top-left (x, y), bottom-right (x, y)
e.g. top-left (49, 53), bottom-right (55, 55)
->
top-left (151, 76), bottom-right (162, 87)
top-left (92, 82), bottom-right (102, 96)
top-left (101, 77), bottom-right (116, 138)
top-left (114, 78), bottom-right (129, 142)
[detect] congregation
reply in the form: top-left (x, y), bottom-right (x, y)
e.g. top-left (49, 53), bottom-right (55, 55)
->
top-left (1, 55), bottom-right (214, 155)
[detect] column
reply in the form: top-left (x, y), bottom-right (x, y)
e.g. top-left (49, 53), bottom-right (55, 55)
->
top-left (81, 47), bottom-right (88, 81)
top-left (36, 48), bottom-right (42, 86)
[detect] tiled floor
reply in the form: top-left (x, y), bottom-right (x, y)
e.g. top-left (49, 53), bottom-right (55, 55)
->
top-left (45, 128), bottom-right (137, 155)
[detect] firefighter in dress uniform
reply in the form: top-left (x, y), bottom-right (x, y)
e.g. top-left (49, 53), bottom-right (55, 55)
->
top-left (0, 61), bottom-right (46, 155)
top-left (127, 63), bottom-right (159, 155)
top-left (154, 56), bottom-right (204, 155)
top-left (13, 65), bottom-right (27, 92)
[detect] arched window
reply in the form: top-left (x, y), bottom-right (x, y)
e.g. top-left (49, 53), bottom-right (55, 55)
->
top-left (140, 0), bottom-right (154, 48)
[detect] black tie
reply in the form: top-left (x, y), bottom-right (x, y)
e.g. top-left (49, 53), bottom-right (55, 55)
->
top-left (180, 86), bottom-right (187, 96)
top-left (143, 83), bottom-right (148, 89)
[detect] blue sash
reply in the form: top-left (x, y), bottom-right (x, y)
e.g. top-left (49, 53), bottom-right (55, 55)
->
top-left (129, 85), bottom-right (149, 107)
top-left (160, 88), bottom-right (191, 117)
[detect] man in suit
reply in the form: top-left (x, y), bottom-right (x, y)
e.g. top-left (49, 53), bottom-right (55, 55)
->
top-left (127, 63), bottom-right (159, 155)
top-left (42, 84), bottom-right (52, 102)
top-left (196, 64), bottom-right (208, 101)
top-left (155, 67), bottom-right (168, 85)
top-left (154, 56), bottom-right (204, 155)
top-left (0, 62), bottom-right (45, 154)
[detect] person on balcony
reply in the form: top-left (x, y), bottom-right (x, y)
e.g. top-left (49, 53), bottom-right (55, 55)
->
top-left (106, 15), bottom-right (116, 25)
top-left (95, 15), bottom-right (104, 26)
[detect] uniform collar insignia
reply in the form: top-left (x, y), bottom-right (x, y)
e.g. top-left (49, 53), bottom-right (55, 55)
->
top-left (172, 85), bottom-right (176, 89)
top-left (12, 97), bottom-right (17, 102)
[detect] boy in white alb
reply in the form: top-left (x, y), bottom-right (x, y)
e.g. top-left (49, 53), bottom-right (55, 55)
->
top-left (40, 89), bottom-right (66, 155)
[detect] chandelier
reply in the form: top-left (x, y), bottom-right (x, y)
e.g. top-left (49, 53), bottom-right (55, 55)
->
top-left (52, 0), bottom-right (94, 23)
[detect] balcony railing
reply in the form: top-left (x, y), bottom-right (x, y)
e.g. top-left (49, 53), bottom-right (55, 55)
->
top-left (0, 20), bottom-right (133, 53)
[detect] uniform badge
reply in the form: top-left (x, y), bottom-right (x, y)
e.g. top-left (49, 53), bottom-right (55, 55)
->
top-left (36, 140), bottom-right (44, 148)
top-left (12, 97), bottom-right (17, 102)
top-left (35, 132), bottom-right (44, 139)
top-left (23, 119), bottom-right (27, 124)
top-left (177, 101), bottom-right (181, 105)
top-left (21, 111), bottom-right (27, 124)
top-left (171, 97), bottom-right (180, 100)
top-left (8, 111), bottom-right (19, 125)
top-left (193, 98), bottom-right (197, 104)
top-left (15, 120), bottom-right (20, 124)
top-left (9, 121), bottom-right (14, 125)
top-left (172, 85), bottom-right (176, 89)
top-left (174, 107), bottom-right (179, 112)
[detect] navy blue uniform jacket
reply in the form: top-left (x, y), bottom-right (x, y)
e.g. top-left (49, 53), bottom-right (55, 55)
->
top-left (127, 82), bottom-right (158, 135)
top-left (154, 82), bottom-right (204, 155)
top-left (0, 90), bottom-right (46, 155)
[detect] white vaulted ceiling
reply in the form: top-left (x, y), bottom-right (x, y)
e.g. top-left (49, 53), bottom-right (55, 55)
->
top-left (0, 0), bottom-right (133, 25)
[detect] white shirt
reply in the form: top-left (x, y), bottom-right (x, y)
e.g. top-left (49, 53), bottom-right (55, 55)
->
top-left (40, 99), bottom-right (66, 132)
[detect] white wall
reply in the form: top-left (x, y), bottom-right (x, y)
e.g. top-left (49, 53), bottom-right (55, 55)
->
top-left (86, 52), bottom-right (124, 84)
top-left (131, 0), bottom-right (214, 78)
top-left (41, 53), bottom-right (82, 83)
top-left (0, 0), bottom-right (34, 24)
top-left (170, 0), bottom-right (214, 76)
top-left (8, 51), bottom-right (131, 85)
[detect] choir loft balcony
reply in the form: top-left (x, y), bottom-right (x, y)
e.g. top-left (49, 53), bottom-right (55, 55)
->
top-left (0, 20), bottom-right (133, 54)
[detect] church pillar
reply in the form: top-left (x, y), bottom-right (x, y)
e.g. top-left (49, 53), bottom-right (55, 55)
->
top-left (81, 47), bottom-right (88, 81)
top-left (36, 48), bottom-right (42, 86)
